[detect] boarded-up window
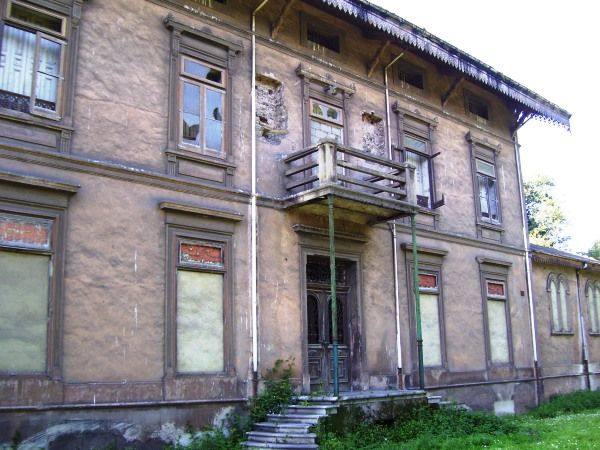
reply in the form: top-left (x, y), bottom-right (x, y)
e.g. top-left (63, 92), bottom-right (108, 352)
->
top-left (0, 251), bottom-right (50, 372)
top-left (418, 271), bottom-right (442, 367)
top-left (485, 279), bottom-right (510, 364)
top-left (487, 299), bottom-right (509, 364)
top-left (176, 270), bottom-right (224, 373)
top-left (421, 293), bottom-right (442, 367)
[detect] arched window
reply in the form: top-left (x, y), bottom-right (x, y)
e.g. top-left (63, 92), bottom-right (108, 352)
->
top-left (586, 282), bottom-right (600, 334)
top-left (548, 274), bottom-right (571, 334)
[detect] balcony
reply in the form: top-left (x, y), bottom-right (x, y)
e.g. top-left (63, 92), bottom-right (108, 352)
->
top-left (283, 142), bottom-right (418, 224)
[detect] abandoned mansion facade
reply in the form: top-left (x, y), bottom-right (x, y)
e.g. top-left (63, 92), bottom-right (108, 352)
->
top-left (0, 0), bottom-right (598, 445)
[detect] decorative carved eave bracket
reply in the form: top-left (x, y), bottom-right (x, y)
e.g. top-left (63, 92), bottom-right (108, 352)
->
top-left (296, 64), bottom-right (356, 97)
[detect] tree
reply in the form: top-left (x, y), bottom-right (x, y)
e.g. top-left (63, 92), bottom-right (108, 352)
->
top-left (524, 176), bottom-right (569, 248)
top-left (587, 241), bottom-right (600, 260)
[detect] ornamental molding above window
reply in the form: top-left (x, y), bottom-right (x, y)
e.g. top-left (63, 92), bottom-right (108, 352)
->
top-left (295, 64), bottom-right (356, 97)
top-left (466, 131), bottom-right (502, 154)
top-left (163, 14), bottom-right (242, 58)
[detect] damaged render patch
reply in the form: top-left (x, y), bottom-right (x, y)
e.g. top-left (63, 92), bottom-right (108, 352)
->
top-left (361, 111), bottom-right (385, 156)
top-left (256, 74), bottom-right (288, 145)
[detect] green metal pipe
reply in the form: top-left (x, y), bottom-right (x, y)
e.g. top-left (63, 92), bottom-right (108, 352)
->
top-left (411, 214), bottom-right (425, 390)
top-left (328, 194), bottom-right (339, 396)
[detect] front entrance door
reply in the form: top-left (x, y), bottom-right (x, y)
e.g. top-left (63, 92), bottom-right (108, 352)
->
top-left (306, 256), bottom-right (352, 392)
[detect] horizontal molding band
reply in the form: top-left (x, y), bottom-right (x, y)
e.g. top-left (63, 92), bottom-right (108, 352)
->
top-left (0, 397), bottom-right (247, 413)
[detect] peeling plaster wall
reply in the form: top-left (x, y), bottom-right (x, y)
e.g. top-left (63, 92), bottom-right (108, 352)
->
top-left (256, 75), bottom-right (288, 145)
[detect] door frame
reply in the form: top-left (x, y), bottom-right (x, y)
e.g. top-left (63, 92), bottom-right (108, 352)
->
top-left (299, 245), bottom-right (366, 393)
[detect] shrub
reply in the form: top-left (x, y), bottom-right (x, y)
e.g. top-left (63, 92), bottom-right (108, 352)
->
top-left (249, 358), bottom-right (295, 423)
top-left (529, 389), bottom-right (600, 418)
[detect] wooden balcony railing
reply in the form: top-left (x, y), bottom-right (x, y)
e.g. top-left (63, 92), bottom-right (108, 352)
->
top-left (283, 141), bottom-right (417, 207)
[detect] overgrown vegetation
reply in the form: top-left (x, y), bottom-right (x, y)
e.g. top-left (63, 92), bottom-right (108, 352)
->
top-left (318, 390), bottom-right (600, 450)
top-left (248, 358), bottom-right (295, 423)
top-left (168, 358), bottom-right (295, 450)
top-left (528, 388), bottom-right (600, 418)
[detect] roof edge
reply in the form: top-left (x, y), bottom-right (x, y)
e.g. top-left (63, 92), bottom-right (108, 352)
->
top-left (320, 0), bottom-right (571, 128)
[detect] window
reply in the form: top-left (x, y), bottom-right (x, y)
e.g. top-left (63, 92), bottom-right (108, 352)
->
top-left (300, 13), bottom-right (343, 57)
top-left (404, 135), bottom-right (431, 208)
top-left (476, 158), bottom-right (500, 223)
top-left (175, 239), bottom-right (225, 373)
top-left (307, 23), bottom-right (340, 54)
top-left (0, 1), bottom-right (66, 117)
top-left (309, 98), bottom-right (343, 145)
top-left (548, 274), bottom-right (571, 334)
top-left (484, 279), bottom-right (510, 364)
top-left (395, 113), bottom-right (440, 209)
top-left (587, 282), bottom-right (600, 334)
top-left (179, 56), bottom-right (225, 154)
top-left (418, 272), bottom-right (443, 367)
top-left (0, 212), bottom-right (53, 373)
top-left (466, 93), bottom-right (490, 123)
top-left (397, 61), bottom-right (424, 90)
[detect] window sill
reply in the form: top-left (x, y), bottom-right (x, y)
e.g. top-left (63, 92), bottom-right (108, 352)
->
top-left (551, 331), bottom-right (575, 336)
top-left (477, 220), bottom-right (503, 231)
top-left (590, 332), bottom-right (600, 337)
top-left (168, 148), bottom-right (236, 169)
top-left (0, 107), bottom-right (71, 131)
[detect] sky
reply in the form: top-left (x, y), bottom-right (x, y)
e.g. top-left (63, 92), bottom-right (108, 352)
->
top-left (371, 0), bottom-right (599, 253)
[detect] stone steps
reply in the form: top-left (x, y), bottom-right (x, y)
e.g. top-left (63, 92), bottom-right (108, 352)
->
top-left (242, 442), bottom-right (318, 449)
top-left (246, 431), bottom-right (317, 444)
top-left (242, 398), bottom-right (336, 449)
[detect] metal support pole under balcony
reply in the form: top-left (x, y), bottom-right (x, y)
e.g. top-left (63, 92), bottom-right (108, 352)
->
top-left (328, 194), bottom-right (339, 396)
top-left (411, 213), bottom-right (424, 390)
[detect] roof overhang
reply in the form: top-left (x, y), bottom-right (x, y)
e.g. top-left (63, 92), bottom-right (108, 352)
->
top-left (318, 0), bottom-right (571, 128)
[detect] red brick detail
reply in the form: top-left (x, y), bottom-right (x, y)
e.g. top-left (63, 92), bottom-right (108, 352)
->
top-left (180, 243), bottom-right (222, 266)
top-left (419, 273), bottom-right (437, 289)
top-left (487, 281), bottom-right (505, 297)
top-left (0, 215), bottom-right (51, 249)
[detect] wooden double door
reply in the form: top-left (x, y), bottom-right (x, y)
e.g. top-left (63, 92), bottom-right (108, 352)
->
top-left (306, 285), bottom-right (351, 392)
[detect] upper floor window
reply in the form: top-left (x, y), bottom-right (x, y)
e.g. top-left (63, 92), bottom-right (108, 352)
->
top-left (179, 56), bottom-right (225, 155)
top-left (586, 281), bottom-right (600, 334)
top-left (397, 60), bottom-right (424, 90)
top-left (548, 274), bottom-right (572, 334)
top-left (465, 92), bottom-right (490, 124)
top-left (309, 98), bottom-right (343, 145)
top-left (394, 111), bottom-right (441, 209)
top-left (0, 1), bottom-right (67, 118)
top-left (476, 158), bottom-right (500, 223)
top-left (301, 13), bottom-right (343, 57)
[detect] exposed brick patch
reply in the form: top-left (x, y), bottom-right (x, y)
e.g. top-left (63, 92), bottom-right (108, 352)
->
top-left (180, 242), bottom-right (223, 267)
top-left (256, 74), bottom-right (288, 145)
top-left (419, 273), bottom-right (438, 289)
top-left (361, 112), bottom-right (385, 156)
top-left (0, 214), bottom-right (51, 249)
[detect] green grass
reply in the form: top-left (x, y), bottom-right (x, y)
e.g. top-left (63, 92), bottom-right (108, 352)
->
top-left (318, 390), bottom-right (600, 450)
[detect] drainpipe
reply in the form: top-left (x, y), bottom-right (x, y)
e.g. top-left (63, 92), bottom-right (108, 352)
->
top-left (251, 0), bottom-right (270, 397)
top-left (575, 266), bottom-right (591, 390)
top-left (384, 52), bottom-right (405, 389)
top-left (513, 131), bottom-right (541, 404)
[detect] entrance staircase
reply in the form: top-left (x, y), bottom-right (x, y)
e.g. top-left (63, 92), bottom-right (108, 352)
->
top-left (242, 397), bottom-right (337, 449)
top-left (242, 390), bottom-right (428, 449)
